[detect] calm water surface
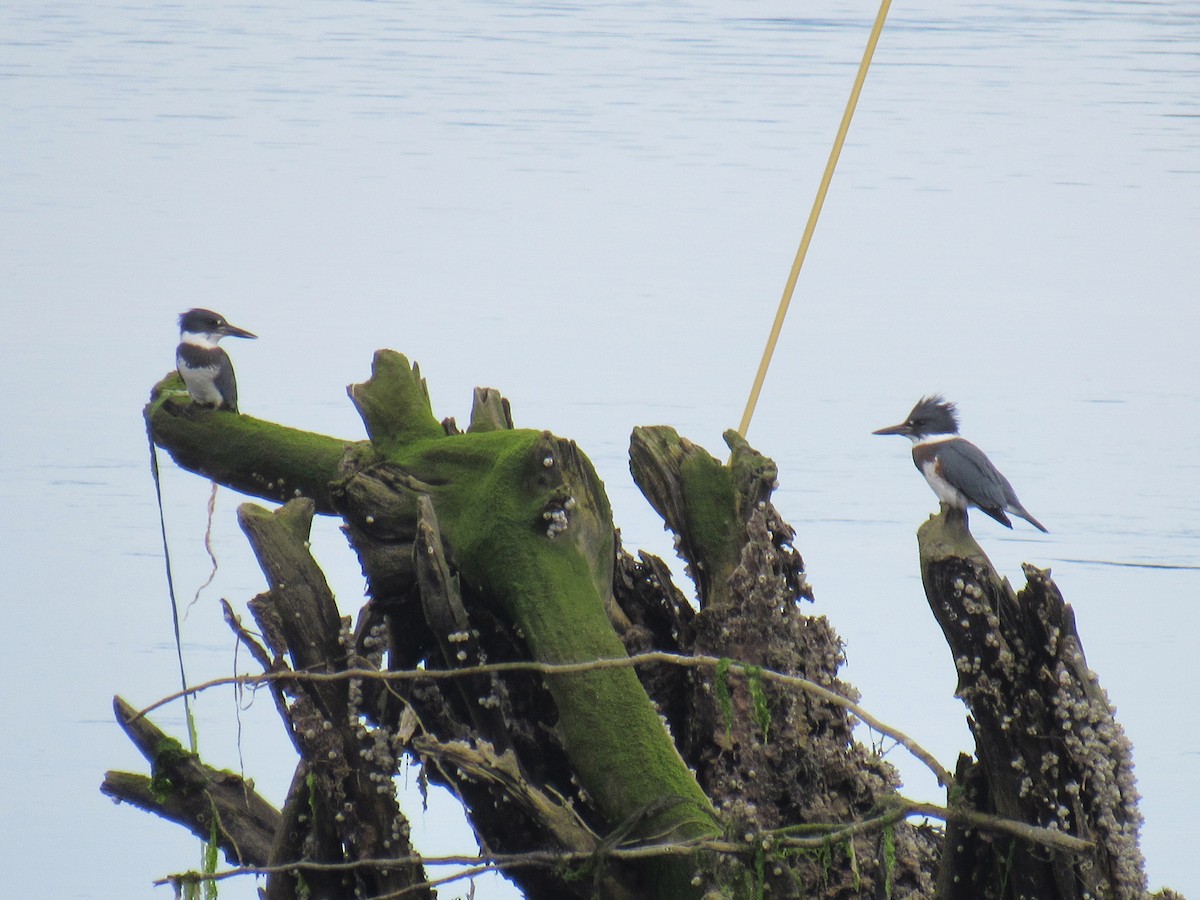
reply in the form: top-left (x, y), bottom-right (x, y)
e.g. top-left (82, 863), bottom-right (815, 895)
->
top-left (2, 2), bottom-right (1197, 897)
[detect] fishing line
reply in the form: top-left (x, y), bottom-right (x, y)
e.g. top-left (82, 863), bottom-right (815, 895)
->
top-left (147, 423), bottom-right (200, 753)
top-left (737, 0), bottom-right (894, 438)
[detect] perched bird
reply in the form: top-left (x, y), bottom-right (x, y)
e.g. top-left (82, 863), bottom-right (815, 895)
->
top-left (873, 395), bottom-right (1048, 532)
top-left (175, 308), bottom-right (257, 412)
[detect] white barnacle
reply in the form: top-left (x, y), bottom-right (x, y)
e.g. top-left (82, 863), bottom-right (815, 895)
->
top-left (542, 456), bottom-right (554, 467)
top-left (545, 507), bottom-right (569, 538)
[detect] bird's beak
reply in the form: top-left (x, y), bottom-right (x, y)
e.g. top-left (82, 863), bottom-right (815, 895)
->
top-left (872, 422), bottom-right (910, 437)
top-left (220, 323), bottom-right (257, 340)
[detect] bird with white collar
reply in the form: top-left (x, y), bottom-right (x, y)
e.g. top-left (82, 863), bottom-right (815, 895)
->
top-left (175, 308), bottom-right (257, 413)
top-left (873, 395), bottom-right (1048, 532)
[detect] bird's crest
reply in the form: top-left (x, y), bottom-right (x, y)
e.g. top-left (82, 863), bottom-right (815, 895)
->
top-left (908, 395), bottom-right (959, 435)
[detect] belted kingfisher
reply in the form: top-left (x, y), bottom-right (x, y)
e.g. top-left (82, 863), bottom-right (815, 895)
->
top-left (873, 395), bottom-right (1048, 532)
top-left (175, 308), bottom-right (257, 413)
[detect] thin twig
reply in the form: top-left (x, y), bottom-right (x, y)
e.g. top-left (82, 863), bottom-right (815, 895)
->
top-left (131, 650), bottom-right (955, 787)
top-left (154, 795), bottom-right (1091, 893)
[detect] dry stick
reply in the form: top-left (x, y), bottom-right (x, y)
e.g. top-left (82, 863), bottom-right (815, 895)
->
top-left (153, 654), bottom-right (938, 779)
top-left (130, 650), bottom-right (953, 787)
top-left (372, 863), bottom-right (501, 900)
top-left (157, 799), bottom-right (1092, 893)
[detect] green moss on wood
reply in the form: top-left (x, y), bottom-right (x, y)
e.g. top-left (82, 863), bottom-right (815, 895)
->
top-left (147, 351), bottom-right (721, 890)
top-left (917, 506), bottom-right (989, 569)
top-left (630, 425), bottom-right (759, 611)
top-left (347, 359), bottom-right (720, 852)
top-left (677, 447), bottom-right (740, 590)
top-left (380, 426), bottom-right (717, 843)
top-left (347, 351), bottom-right (444, 452)
top-left (146, 373), bottom-right (349, 512)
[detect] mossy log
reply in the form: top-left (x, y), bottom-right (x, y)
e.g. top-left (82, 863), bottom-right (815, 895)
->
top-left (146, 372), bottom-right (347, 512)
top-left (143, 350), bottom-right (719, 898)
top-left (919, 508), bottom-right (1145, 900)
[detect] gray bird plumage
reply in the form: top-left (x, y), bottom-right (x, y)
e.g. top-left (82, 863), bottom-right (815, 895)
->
top-left (922, 436), bottom-right (1047, 531)
top-left (874, 395), bottom-right (1048, 533)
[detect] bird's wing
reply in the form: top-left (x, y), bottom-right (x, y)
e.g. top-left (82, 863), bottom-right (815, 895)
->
top-left (934, 439), bottom-right (1013, 514)
top-left (215, 348), bottom-right (239, 413)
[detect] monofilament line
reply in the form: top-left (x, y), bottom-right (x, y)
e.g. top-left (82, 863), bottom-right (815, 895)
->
top-left (737, 0), bottom-right (894, 437)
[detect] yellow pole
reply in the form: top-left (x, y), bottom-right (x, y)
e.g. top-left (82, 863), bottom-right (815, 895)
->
top-left (737, 0), bottom-right (894, 438)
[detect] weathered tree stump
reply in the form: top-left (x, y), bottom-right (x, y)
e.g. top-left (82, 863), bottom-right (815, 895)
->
top-left (124, 351), bottom-right (719, 898)
top-left (628, 426), bottom-right (940, 897)
top-left (920, 507), bottom-right (1145, 900)
top-left (104, 350), bottom-right (1176, 900)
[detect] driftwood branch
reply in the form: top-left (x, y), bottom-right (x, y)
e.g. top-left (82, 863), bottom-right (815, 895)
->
top-left (101, 696), bottom-right (279, 867)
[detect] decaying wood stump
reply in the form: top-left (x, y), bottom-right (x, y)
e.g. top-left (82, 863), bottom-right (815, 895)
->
top-left (102, 350), bottom-right (1173, 900)
top-left (627, 426), bottom-right (940, 897)
top-left (920, 508), bottom-right (1145, 900)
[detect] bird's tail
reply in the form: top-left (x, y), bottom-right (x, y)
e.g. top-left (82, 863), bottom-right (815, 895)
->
top-left (1011, 504), bottom-right (1049, 533)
